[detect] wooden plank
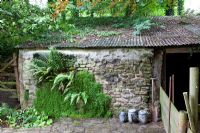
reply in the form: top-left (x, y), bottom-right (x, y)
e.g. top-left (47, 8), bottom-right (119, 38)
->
top-left (189, 67), bottom-right (199, 131)
top-left (172, 75), bottom-right (175, 103)
top-left (199, 104), bottom-right (200, 113)
top-left (0, 88), bottom-right (17, 92)
top-left (178, 111), bottom-right (187, 133)
top-left (161, 102), bottom-right (179, 129)
top-left (0, 57), bottom-right (15, 72)
top-left (161, 106), bottom-right (179, 132)
top-left (160, 87), bottom-right (180, 133)
top-left (168, 76), bottom-right (172, 133)
top-left (183, 92), bottom-right (196, 133)
top-left (9, 95), bottom-right (18, 99)
top-left (160, 88), bottom-right (179, 121)
top-left (166, 48), bottom-right (193, 54)
top-left (161, 110), bottom-right (178, 133)
top-left (0, 82), bottom-right (16, 85)
top-left (187, 128), bottom-right (193, 133)
top-left (0, 73), bottom-right (15, 77)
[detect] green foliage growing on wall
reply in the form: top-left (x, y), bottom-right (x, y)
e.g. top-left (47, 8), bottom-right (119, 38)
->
top-left (34, 71), bottom-right (112, 119)
top-left (64, 71), bottom-right (112, 118)
top-left (34, 82), bottom-right (70, 119)
top-left (30, 48), bottom-right (76, 84)
top-left (24, 89), bottom-right (29, 102)
top-left (51, 72), bottom-right (74, 92)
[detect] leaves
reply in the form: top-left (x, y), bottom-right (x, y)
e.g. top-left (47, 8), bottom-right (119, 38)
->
top-left (29, 48), bottom-right (76, 84)
top-left (64, 91), bottom-right (88, 106)
top-left (0, 104), bottom-right (53, 128)
top-left (81, 92), bottom-right (88, 105)
top-left (133, 18), bottom-right (156, 35)
top-left (0, 1), bottom-right (50, 57)
top-left (52, 0), bottom-right (165, 18)
top-left (34, 71), bottom-right (112, 118)
top-left (51, 72), bottom-right (74, 92)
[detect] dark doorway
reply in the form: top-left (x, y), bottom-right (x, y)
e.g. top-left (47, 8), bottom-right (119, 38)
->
top-left (166, 53), bottom-right (200, 110)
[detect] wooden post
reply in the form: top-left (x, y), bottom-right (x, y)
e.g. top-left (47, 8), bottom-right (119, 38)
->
top-left (189, 67), bottom-right (199, 131)
top-left (151, 78), bottom-right (157, 122)
top-left (168, 76), bottom-right (172, 133)
top-left (199, 104), bottom-right (200, 113)
top-left (13, 53), bottom-right (20, 100)
top-left (178, 111), bottom-right (187, 133)
top-left (183, 92), bottom-right (196, 133)
top-left (172, 75), bottom-right (175, 103)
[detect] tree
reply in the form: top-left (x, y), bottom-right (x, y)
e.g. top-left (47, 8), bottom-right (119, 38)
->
top-left (165, 0), bottom-right (175, 16)
top-left (52, 0), bottom-right (166, 19)
top-left (177, 0), bottom-right (184, 15)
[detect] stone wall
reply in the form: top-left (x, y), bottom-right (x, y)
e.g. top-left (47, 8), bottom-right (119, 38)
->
top-left (18, 48), bottom-right (153, 113)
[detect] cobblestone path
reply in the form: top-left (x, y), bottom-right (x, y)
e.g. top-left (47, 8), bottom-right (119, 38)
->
top-left (0, 118), bottom-right (165, 133)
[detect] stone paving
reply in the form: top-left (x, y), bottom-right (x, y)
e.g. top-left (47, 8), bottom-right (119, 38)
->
top-left (0, 118), bottom-right (165, 133)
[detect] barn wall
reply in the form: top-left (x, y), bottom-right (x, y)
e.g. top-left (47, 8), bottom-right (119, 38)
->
top-left (18, 48), bottom-right (153, 113)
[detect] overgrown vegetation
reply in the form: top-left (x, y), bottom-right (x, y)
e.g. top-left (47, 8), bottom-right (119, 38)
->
top-left (133, 18), bottom-right (159, 35)
top-left (0, 0), bottom-right (53, 58)
top-left (0, 0), bottom-right (186, 58)
top-left (0, 103), bottom-right (52, 128)
top-left (30, 48), bottom-right (76, 84)
top-left (34, 82), bottom-right (69, 119)
top-left (64, 71), bottom-right (112, 118)
top-left (31, 49), bottom-right (112, 119)
top-left (34, 71), bottom-right (112, 119)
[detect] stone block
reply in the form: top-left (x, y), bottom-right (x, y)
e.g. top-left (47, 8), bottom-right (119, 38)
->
top-left (113, 102), bottom-right (121, 107)
top-left (130, 96), bottom-right (142, 104)
top-left (116, 98), bottom-right (128, 103)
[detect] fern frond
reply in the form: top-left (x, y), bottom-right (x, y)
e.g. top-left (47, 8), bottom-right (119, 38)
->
top-left (81, 92), bottom-right (88, 105)
top-left (76, 94), bottom-right (81, 104)
top-left (70, 93), bottom-right (79, 105)
top-left (51, 72), bottom-right (74, 91)
top-left (64, 93), bottom-right (72, 101)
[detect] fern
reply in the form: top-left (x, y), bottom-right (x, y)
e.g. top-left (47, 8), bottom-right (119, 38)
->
top-left (29, 47), bottom-right (76, 84)
top-left (64, 91), bottom-right (88, 106)
top-left (34, 71), bottom-right (112, 118)
top-left (51, 72), bottom-right (74, 92)
top-left (80, 92), bottom-right (88, 104)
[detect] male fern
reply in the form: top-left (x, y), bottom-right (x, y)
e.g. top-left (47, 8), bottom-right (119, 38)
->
top-left (30, 48), bottom-right (76, 84)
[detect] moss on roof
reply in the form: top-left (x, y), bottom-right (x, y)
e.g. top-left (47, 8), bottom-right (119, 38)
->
top-left (17, 16), bottom-right (200, 49)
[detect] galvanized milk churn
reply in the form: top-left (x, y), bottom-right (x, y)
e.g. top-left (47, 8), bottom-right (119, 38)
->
top-left (119, 112), bottom-right (127, 123)
top-left (128, 109), bottom-right (138, 123)
top-left (138, 110), bottom-right (149, 124)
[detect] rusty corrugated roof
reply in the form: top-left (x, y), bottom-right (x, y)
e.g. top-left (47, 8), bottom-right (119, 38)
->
top-left (17, 16), bottom-right (200, 49)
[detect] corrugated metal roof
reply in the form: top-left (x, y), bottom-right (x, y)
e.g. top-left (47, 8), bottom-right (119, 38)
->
top-left (17, 16), bottom-right (200, 49)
